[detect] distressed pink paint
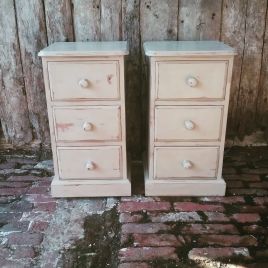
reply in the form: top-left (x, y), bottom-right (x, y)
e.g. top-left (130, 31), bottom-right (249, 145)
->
top-left (56, 123), bottom-right (73, 132)
top-left (107, 74), bottom-right (114, 85)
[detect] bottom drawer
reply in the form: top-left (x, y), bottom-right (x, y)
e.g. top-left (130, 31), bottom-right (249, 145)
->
top-left (154, 146), bottom-right (219, 179)
top-left (57, 146), bottom-right (122, 180)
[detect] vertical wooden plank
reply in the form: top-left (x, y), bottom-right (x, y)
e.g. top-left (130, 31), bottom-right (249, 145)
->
top-left (101, 0), bottom-right (122, 40)
top-left (0, 0), bottom-right (32, 146)
top-left (235, 0), bottom-right (267, 138)
top-left (44, 0), bottom-right (74, 44)
top-left (122, 0), bottom-right (142, 160)
top-left (140, 0), bottom-right (178, 153)
top-left (72, 0), bottom-right (101, 41)
top-left (178, 0), bottom-right (222, 40)
top-left (15, 0), bottom-right (50, 145)
top-left (257, 9), bottom-right (268, 140)
top-left (221, 0), bottom-right (247, 138)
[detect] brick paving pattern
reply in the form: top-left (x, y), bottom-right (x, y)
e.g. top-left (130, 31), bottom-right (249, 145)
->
top-left (0, 147), bottom-right (267, 267)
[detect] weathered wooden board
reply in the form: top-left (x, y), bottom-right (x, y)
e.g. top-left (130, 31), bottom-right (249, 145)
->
top-left (0, 0), bottom-right (32, 146)
top-left (44, 0), bottom-right (74, 44)
top-left (178, 0), bottom-right (222, 40)
top-left (221, 0), bottom-right (247, 138)
top-left (72, 0), bottom-right (101, 41)
top-left (101, 0), bottom-right (121, 40)
top-left (235, 0), bottom-right (267, 138)
top-left (15, 0), bottom-right (50, 145)
top-left (122, 0), bottom-right (142, 159)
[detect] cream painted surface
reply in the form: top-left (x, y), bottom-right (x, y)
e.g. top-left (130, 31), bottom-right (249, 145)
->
top-left (57, 146), bottom-right (122, 180)
top-left (156, 61), bottom-right (228, 100)
top-left (53, 106), bottom-right (121, 141)
top-left (155, 106), bottom-right (223, 141)
top-left (154, 146), bottom-right (219, 179)
top-left (48, 61), bottom-right (119, 100)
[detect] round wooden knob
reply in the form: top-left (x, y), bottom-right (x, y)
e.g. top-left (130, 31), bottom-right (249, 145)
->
top-left (184, 120), bottom-right (195, 130)
top-left (79, 78), bottom-right (89, 88)
top-left (186, 76), bottom-right (198, 87)
top-left (85, 161), bottom-right (95, 170)
top-left (83, 122), bottom-right (93, 131)
top-left (181, 160), bottom-right (193, 169)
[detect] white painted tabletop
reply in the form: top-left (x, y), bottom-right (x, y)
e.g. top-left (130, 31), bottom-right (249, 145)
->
top-left (144, 41), bottom-right (236, 56)
top-left (38, 41), bottom-right (129, 57)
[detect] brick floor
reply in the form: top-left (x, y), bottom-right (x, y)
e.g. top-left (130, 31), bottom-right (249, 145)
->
top-left (0, 146), bottom-right (267, 267)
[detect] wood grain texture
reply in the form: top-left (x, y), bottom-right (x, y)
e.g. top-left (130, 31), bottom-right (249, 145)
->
top-left (122, 0), bottom-right (142, 159)
top-left (235, 0), bottom-right (267, 138)
top-left (44, 0), bottom-right (74, 44)
top-left (0, 0), bottom-right (32, 145)
top-left (221, 0), bottom-right (247, 137)
top-left (101, 0), bottom-right (122, 40)
top-left (178, 0), bottom-right (222, 40)
top-left (15, 0), bottom-right (50, 145)
top-left (72, 0), bottom-right (101, 41)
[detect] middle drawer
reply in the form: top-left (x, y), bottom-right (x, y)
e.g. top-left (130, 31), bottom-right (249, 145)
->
top-left (53, 106), bottom-right (121, 142)
top-left (155, 106), bottom-right (223, 141)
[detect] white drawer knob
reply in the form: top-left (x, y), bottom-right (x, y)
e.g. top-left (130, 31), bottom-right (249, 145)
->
top-left (79, 78), bottom-right (89, 88)
top-left (83, 122), bottom-right (93, 131)
top-left (181, 160), bottom-right (193, 169)
top-left (184, 120), bottom-right (195, 130)
top-left (186, 76), bottom-right (198, 87)
top-left (85, 161), bottom-right (95, 170)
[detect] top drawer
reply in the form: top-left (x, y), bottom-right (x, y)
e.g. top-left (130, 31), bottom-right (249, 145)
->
top-left (48, 61), bottom-right (119, 101)
top-left (156, 61), bottom-right (228, 100)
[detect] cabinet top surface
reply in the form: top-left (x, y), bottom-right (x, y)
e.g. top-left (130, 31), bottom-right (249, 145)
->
top-left (144, 41), bottom-right (236, 56)
top-left (38, 41), bottom-right (129, 57)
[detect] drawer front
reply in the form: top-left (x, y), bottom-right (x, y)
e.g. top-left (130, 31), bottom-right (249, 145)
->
top-left (53, 106), bottom-right (121, 142)
top-left (155, 106), bottom-right (223, 141)
top-left (57, 146), bottom-right (122, 179)
top-left (154, 147), bottom-right (219, 179)
top-left (48, 61), bottom-right (119, 100)
top-left (156, 61), bottom-right (228, 100)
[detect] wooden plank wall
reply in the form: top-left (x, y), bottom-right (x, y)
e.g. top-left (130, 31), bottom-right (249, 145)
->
top-left (0, 0), bottom-right (268, 159)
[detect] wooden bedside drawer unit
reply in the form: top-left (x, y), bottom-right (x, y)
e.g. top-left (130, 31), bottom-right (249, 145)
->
top-left (144, 41), bottom-right (236, 196)
top-left (39, 42), bottom-right (131, 197)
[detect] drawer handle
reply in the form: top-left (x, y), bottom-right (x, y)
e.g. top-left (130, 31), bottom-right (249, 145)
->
top-left (181, 160), bottom-right (193, 169)
top-left (184, 120), bottom-right (195, 130)
top-left (79, 78), bottom-right (89, 88)
top-left (85, 161), bottom-right (95, 170)
top-left (186, 76), bottom-right (198, 87)
top-left (83, 122), bottom-right (93, 131)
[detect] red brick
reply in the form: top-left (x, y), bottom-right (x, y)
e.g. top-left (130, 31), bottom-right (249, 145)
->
top-left (205, 212), bottom-right (230, 222)
top-left (188, 247), bottom-right (251, 261)
top-left (29, 221), bottom-right (49, 232)
top-left (121, 223), bottom-right (170, 234)
top-left (180, 224), bottom-right (239, 234)
top-left (118, 201), bottom-right (171, 213)
top-left (174, 202), bottom-right (224, 212)
top-left (7, 175), bottom-right (48, 182)
top-left (232, 213), bottom-right (261, 223)
top-left (243, 225), bottom-right (267, 234)
top-left (118, 263), bottom-right (150, 268)
top-left (27, 186), bottom-right (49, 194)
top-left (150, 212), bottom-right (201, 223)
top-left (254, 197), bottom-right (268, 205)
top-left (119, 247), bottom-right (178, 262)
top-left (13, 246), bottom-right (36, 259)
top-left (228, 188), bottom-right (268, 196)
top-left (249, 182), bottom-right (268, 188)
top-left (119, 213), bottom-right (144, 223)
top-left (236, 205), bottom-right (268, 213)
top-left (199, 196), bottom-right (245, 204)
top-left (35, 180), bottom-right (52, 187)
top-left (256, 249), bottom-right (268, 258)
top-left (222, 167), bottom-right (237, 174)
top-left (227, 181), bottom-right (244, 188)
top-left (0, 188), bottom-right (28, 196)
top-left (25, 194), bottom-right (55, 203)
top-left (34, 202), bottom-right (56, 212)
top-left (225, 174), bottom-right (261, 182)
top-left (0, 182), bottom-right (31, 188)
top-left (197, 235), bottom-right (258, 246)
top-left (7, 232), bottom-right (43, 246)
top-left (0, 212), bottom-right (22, 224)
top-left (121, 196), bottom-right (161, 202)
top-left (241, 168), bottom-right (268, 175)
top-left (133, 234), bottom-right (183, 247)
top-left (0, 162), bottom-right (16, 169)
